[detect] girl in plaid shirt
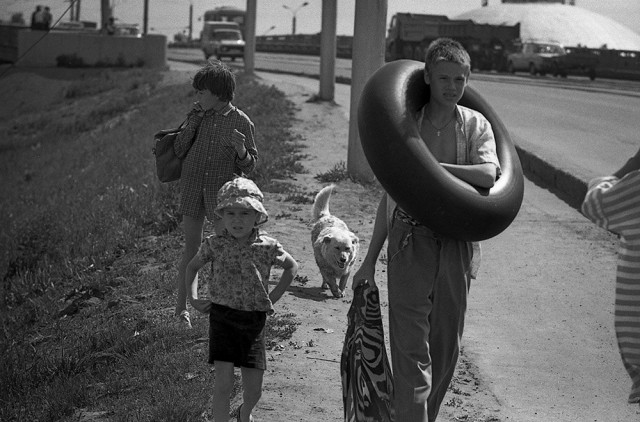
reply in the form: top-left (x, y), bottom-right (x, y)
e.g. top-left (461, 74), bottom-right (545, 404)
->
top-left (173, 60), bottom-right (258, 328)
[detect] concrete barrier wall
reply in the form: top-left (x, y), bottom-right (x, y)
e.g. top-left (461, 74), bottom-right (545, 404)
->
top-left (2, 27), bottom-right (166, 68)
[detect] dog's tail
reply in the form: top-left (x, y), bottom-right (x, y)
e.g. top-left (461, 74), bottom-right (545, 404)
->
top-left (312, 184), bottom-right (335, 220)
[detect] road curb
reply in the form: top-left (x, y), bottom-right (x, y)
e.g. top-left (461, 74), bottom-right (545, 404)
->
top-left (515, 144), bottom-right (588, 211)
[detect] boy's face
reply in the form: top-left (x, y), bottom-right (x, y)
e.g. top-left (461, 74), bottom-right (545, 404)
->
top-left (196, 89), bottom-right (227, 111)
top-left (221, 207), bottom-right (259, 240)
top-left (424, 61), bottom-right (469, 108)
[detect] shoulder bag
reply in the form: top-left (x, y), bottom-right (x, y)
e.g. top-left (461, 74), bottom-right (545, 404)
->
top-left (153, 119), bottom-right (188, 183)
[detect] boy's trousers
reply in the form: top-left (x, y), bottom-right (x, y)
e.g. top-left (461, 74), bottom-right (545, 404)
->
top-left (387, 217), bottom-right (472, 422)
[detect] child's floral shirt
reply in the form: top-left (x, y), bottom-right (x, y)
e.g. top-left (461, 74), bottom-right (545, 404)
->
top-left (196, 229), bottom-right (287, 315)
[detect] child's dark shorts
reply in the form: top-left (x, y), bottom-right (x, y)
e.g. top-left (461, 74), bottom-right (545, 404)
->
top-left (209, 303), bottom-right (267, 370)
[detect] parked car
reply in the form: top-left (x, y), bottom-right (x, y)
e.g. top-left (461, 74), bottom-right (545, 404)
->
top-left (201, 21), bottom-right (245, 61)
top-left (506, 40), bottom-right (565, 76)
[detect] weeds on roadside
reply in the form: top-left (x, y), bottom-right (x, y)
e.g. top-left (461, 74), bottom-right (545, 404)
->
top-left (315, 161), bottom-right (349, 183)
top-left (0, 68), bottom-right (304, 421)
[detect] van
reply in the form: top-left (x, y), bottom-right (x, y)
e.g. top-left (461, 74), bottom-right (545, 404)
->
top-left (201, 21), bottom-right (245, 61)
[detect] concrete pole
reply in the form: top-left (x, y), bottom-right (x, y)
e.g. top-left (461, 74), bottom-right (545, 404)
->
top-left (244, 0), bottom-right (257, 75)
top-left (100, 0), bottom-right (110, 30)
top-left (143, 0), bottom-right (149, 35)
top-left (347, 0), bottom-right (387, 182)
top-left (318, 0), bottom-right (337, 101)
top-left (187, 2), bottom-right (192, 40)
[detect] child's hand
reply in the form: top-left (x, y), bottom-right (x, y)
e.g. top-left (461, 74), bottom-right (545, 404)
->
top-left (231, 129), bottom-right (247, 157)
top-left (352, 264), bottom-right (377, 290)
top-left (189, 299), bottom-right (212, 314)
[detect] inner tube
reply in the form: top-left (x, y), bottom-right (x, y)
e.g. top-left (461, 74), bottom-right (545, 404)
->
top-left (358, 60), bottom-right (524, 242)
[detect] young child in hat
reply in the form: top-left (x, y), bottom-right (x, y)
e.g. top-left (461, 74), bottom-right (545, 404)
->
top-left (185, 176), bottom-right (298, 422)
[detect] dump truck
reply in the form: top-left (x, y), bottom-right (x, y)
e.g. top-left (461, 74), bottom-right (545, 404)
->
top-left (385, 13), bottom-right (520, 71)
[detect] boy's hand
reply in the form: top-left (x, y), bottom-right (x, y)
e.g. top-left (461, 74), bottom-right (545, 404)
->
top-left (191, 101), bottom-right (205, 117)
top-left (189, 299), bottom-right (212, 314)
top-left (352, 264), bottom-right (377, 289)
top-left (231, 129), bottom-right (247, 157)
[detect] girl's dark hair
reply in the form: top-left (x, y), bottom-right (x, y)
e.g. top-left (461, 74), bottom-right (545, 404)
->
top-left (192, 60), bottom-right (236, 102)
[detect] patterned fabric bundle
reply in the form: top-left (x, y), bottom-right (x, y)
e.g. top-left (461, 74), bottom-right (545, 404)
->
top-left (341, 284), bottom-right (394, 422)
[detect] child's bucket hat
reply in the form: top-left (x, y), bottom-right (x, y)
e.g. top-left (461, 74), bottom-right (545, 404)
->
top-left (215, 177), bottom-right (268, 225)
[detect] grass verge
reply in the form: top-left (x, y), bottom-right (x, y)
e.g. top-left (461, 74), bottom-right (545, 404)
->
top-left (0, 67), bottom-right (306, 421)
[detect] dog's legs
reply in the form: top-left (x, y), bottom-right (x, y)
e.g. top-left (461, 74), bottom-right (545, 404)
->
top-left (322, 275), bottom-right (343, 298)
top-left (338, 273), bottom-right (350, 293)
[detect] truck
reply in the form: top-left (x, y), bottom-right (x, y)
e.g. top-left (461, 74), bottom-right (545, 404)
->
top-left (555, 46), bottom-right (599, 80)
top-left (200, 21), bottom-right (245, 61)
top-left (385, 13), bottom-right (520, 71)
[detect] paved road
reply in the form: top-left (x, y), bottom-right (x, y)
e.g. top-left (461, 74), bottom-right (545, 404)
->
top-left (169, 57), bottom-right (640, 421)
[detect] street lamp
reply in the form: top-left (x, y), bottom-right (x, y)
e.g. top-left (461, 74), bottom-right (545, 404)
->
top-left (262, 25), bottom-right (276, 36)
top-left (282, 1), bottom-right (309, 35)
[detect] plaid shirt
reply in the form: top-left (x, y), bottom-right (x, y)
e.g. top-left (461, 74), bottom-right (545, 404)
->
top-left (175, 103), bottom-right (257, 220)
top-left (197, 229), bottom-right (287, 315)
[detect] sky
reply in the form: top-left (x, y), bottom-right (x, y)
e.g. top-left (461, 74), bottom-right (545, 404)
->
top-left (4, 0), bottom-right (640, 41)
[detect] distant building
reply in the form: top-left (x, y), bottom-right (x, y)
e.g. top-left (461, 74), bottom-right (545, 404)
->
top-left (459, 0), bottom-right (640, 50)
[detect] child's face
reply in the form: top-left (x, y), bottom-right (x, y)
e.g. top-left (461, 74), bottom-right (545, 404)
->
top-left (424, 61), bottom-right (469, 108)
top-left (221, 207), bottom-right (259, 240)
top-left (196, 89), bottom-right (226, 111)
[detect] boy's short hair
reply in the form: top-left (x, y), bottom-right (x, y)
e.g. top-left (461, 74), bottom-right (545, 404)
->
top-left (424, 38), bottom-right (471, 75)
top-left (192, 60), bottom-right (236, 102)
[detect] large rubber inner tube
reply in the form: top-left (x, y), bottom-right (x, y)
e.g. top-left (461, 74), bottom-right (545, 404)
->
top-left (358, 60), bottom-right (524, 241)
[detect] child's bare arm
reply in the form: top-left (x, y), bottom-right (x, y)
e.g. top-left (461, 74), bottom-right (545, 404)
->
top-left (352, 194), bottom-right (388, 289)
top-left (185, 255), bottom-right (211, 313)
top-left (440, 162), bottom-right (497, 188)
top-left (613, 146), bottom-right (640, 179)
top-left (269, 253), bottom-right (298, 305)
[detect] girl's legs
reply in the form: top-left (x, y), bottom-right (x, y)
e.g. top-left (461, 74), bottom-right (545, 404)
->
top-left (212, 361), bottom-right (235, 422)
top-left (239, 367), bottom-right (264, 422)
top-left (175, 214), bottom-right (205, 325)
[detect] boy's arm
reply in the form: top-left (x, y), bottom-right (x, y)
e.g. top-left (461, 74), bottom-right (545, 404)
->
top-left (235, 120), bottom-right (258, 174)
top-left (352, 194), bottom-right (388, 289)
top-left (174, 105), bottom-right (204, 158)
top-left (582, 146), bottom-right (640, 232)
top-left (613, 146), bottom-right (640, 179)
top-left (185, 254), bottom-right (211, 313)
top-left (269, 253), bottom-right (298, 305)
top-left (440, 162), bottom-right (498, 188)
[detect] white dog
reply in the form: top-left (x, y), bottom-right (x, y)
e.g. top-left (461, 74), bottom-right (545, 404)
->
top-left (311, 185), bottom-right (359, 298)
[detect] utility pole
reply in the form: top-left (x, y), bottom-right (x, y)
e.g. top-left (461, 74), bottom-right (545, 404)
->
top-left (244, 0), bottom-right (257, 74)
top-left (100, 0), bottom-right (110, 30)
top-left (143, 0), bottom-right (149, 35)
top-left (318, 0), bottom-right (337, 101)
top-left (347, 0), bottom-right (387, 182)
top-left (188, 2), bottom-right (193, 40)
